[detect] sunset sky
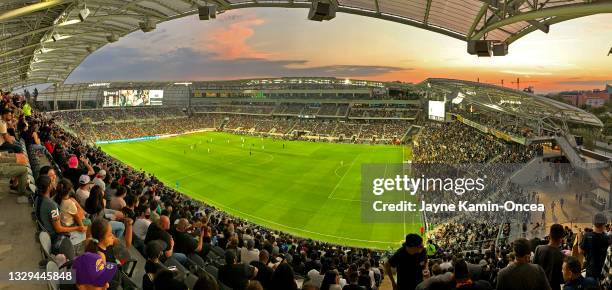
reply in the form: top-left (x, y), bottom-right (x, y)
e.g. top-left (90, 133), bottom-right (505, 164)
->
top-left (67, 8), bottom-right (612, 93)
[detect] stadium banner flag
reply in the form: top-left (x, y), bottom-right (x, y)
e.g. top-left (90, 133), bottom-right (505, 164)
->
top-left (361, 163), bottom-right (597, 224)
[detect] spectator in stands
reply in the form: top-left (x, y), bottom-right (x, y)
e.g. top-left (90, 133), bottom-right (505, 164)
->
top-left (84, 185), bottom-right (125, 239)
top-left (39, 165), bottom-right (57, 189)
top-left (63, 154), bottom-right (94, 191)
top-left (0, 151), bottom-right (28, 195)
top-left (562, 256), bottom-right (598, 290)
top-left (35, 175), bottom-right (85, 260)
top-left (343, 271), bottom-right (364, 290)
top-left (172, 218), bottom-right (207, 267)
top-left (246, 281), bottom-right (264, 290)
top-left (193, 271), bottom-right (219, 290)
top-left (270, 262), bottom-right (297, 290)
top-left (143, 240), bottom-right (166, 289)
top-left (133, 205), bottom-right (152, 242)
top-left (93, 169), bottom-right (106, 192)
top-left (385, 234), bottom-right (428, 290)
top-left (219, 250), bottom-right (258, 290)
top-left (110, 186), bottom-right (127, 211)
top-left (154, 269), bottom-right (188, 290)
top-left (121, 194), bottom-right (138, 221)
top-left (533, 224), bottom-right (564, 290)
top-left (496, 238), bottom-right (551, 290)
top-left (579, 212), bottom-right (610, 280)
top-left (73, 251), bottom-right (118, 290)
top-left (145, 215), bottom-right (187, 265)
top-left (85, 217), bottom-right (133, 283)
top-left (54, 178), bottom-right (88, 228)
top-left (0, 108), bottom-right (22, 153)
top-left (453, 258), bottom-right (491, 290)
top-left (321, 270), bottom-right (341, 290)
top-left (76, 175), bottom-right (94, 207)
top-left (240, 239), bottom-right (260, 265)
top-left (250, 249), bottom-right (273, 289)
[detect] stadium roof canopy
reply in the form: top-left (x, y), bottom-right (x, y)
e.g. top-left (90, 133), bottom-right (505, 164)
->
top-left (421, 78), bottom-right (604, 127)
top-left (0, 0), bottom-right (610, 91)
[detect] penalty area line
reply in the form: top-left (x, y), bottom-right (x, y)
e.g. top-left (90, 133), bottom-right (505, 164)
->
top-left (328, 153), bottom-right (360, 199)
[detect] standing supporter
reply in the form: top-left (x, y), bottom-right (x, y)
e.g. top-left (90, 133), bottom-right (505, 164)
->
top-left (496, 238), bottom-right (551, 290)
top-left (562, 256), bottom-right (598, 290)
top-left (533, 224), bottom-right (565, 290)
top-left (579, 212), bottom-right (610, 280)
top-left (385, 234), bottom-right (428, 290)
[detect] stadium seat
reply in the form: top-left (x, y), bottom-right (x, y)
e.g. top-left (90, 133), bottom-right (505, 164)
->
top-left (46, 260), bottom-right (59, 290)
top-left (39, 231), bottom-right (52, 260)
top-left (219, 281), bottom-right (232, 290)
top-left (205, 264), bottom-right (218, 280)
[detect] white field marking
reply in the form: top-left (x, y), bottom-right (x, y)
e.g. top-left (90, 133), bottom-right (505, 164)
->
top-left (328, 197), bottom-right (368, 203)
top-left (181, 188), bottom-right (396, 246)
top-left (327, 153), bottom-right (360, 199)
top-left (333, 163), bottom-right (350, 177)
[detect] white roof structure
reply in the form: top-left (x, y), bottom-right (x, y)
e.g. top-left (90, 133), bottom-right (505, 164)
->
top-left (0, 0), bottom-right (610, 90)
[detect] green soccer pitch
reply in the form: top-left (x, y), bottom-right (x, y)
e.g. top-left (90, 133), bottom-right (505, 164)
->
top-left (100, 131), bottom-right (421, 249)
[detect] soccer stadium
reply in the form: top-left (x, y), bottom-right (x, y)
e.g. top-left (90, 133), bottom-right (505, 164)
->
top-left (0, 1), bottom-right (611, 290)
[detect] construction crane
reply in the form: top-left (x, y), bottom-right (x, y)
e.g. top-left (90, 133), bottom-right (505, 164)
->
top-left (510, 78), bottom-right (538, 91)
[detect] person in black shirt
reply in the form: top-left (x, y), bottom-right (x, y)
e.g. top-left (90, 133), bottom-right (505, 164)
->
top-left (385, 234), bottom-right (428, 290)
top-left (171, 218), bottom-right (206, 267)
top-left (219, 251), bottom-right (258, 290)
top-left (63, 154), bottom-right (93, 190)
top-left (579, 212), bottom-right (610, 280)
top-left (250, 250), bottom-right (273, 289)
top-left (343, 271), bottom-right (365, 290)
top-left (533, 224), bottom-right (565, 290)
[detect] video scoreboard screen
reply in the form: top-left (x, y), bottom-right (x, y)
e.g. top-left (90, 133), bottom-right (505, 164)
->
top-left (428, 100), bottom-right (446, 121)
top-left (103, 89), bottom-right (163, 107)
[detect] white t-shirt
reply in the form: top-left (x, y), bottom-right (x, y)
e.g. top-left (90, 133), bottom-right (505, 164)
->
top-left (133, 218), bottom-right (152, 241)
top-left (76, 188), bottom-right (90, 207)
top-left (59, 198), bottom-right (78, 226)
top-left (93, 177), bottom-right (105, 192)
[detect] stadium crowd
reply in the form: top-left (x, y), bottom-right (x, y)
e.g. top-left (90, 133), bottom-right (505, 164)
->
top-left (0, 94), bottom-right (609, 290)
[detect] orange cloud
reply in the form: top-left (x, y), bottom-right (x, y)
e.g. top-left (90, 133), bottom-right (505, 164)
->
top-left (204, 16), bottom-right (268, 60)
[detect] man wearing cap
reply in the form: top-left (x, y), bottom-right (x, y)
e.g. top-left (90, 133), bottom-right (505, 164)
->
top-left (385, 234), bottom-right (428, 290)
top-left (76, 175), bottom-right (94, 207)
top-left (73, 252), bottom-right (118, 290)
top-left (579, 212), bottom-right (610, 280)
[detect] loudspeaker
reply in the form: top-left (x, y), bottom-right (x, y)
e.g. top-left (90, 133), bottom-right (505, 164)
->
top-left (468, 40), bottom-right (492, 57)
top-left (492, 43), bottom-right (508, 56)
top-left (308, 1), bottom-right (335, 21)
top-left (198, 5), bottom-right (217, 20)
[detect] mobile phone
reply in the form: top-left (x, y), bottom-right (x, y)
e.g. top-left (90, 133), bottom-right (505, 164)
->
top-left (168, 266), bottom-right (177, 271)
